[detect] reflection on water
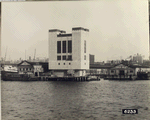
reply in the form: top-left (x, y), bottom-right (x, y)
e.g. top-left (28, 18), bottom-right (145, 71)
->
top-left (1, 80), bottom-right (150, 120)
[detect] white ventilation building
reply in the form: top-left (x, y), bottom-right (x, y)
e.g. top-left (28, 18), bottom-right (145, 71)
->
top-left (48, 27), bottom-right (89, 77)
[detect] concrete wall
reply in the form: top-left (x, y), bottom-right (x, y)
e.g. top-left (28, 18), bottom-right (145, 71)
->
top-left (49, 31), bottom-right (58, 69)
top-left (49, 31), bottom-right (73, 70)
top-left (48, 28), bottom-right (90, 77)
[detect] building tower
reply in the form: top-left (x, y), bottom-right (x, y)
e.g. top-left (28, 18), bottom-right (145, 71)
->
top-left (48, 27), bottom-right (89, 77)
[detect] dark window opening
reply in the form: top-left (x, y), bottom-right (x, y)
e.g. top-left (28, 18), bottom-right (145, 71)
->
top-left (119, 70), bottom-right (125, 75)
top-left (84, 55), bottom-right (86, 60)
top-left (35, 72), bottom-right (38, 76)
top-left (57, 41), bottom-right (61, 53)
top-left (58, 63), bottom-right (60, 65)
top-left (68, 40), bottom-right (72, 53)
top-left (84, 40), bottom-right (86, 53)
top-left (111, 70), bottom-right (114, 73)
top-left (67, 55), bottom-right (72, 61)
top-left (69, 63), bottom-right (71, 65)
top-left (57, 56), bottom-right (61, 60)
top-left (130, 70), bottom-right (133, 73)
top-left (63, 41), bottom-right (66, 53)
top-left (64, 63), bottom-right (65, 65)
top-left (63, 56), bottom-right (66, 60)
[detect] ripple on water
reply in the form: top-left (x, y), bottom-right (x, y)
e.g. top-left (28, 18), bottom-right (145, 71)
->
top-left (1, 80), bottom-right (150, 120)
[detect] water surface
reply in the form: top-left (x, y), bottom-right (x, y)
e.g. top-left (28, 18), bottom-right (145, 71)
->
top-left (2, 80), bottom-right (150, 120)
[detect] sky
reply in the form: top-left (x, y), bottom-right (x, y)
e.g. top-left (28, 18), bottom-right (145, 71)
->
top-left (1, 0), bottom-right (149, 62)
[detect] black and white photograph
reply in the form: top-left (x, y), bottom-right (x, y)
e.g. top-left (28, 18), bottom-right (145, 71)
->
top-left (1, 0), bottom-right (150, 120)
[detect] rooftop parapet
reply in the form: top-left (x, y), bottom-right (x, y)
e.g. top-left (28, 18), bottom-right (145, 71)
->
top-left (49, 29), bottom-right (66, 33)
top-left (57, 34), bottom-right (72, 37)
top-left (72, 27), bottom-right (89, 32)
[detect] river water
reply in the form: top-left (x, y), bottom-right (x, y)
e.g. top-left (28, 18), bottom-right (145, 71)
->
top-left (1, 80), bottom-right (150, 120)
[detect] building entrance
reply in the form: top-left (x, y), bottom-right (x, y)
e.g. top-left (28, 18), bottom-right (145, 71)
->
top-left (35, 72), bottom-right (38, 76)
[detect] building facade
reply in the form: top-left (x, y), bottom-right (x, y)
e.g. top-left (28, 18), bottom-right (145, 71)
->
top-left (89, 63), bottom-right (137, 79)
top-left (89, 54), bottom-right (95, 64)
top-left (48, 27), bottom-right (89, 77)
top-left (17, 60), bottom-right (48, 76)
top-left (107, 64), bottom-right (135, 79)
top-left (132, 53), bottom-right (143, 64)
top-left (18, 61), bottom-right (34, 75)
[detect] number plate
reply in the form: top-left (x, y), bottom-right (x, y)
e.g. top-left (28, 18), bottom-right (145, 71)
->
top-left (122, 109), bottom-right (138, 114)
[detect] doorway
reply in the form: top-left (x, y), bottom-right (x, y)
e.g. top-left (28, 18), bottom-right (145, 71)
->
top-left (119, 70), bottom-right (125, 75)
top-left (35, 72), bottom-right (38, 76)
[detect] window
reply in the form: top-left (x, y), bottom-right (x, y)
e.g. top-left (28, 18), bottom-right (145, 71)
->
top-left (68, 55), bottom-right (72, 61)
top-left (130, 70), bottom-right (133, 73)
top-left (57, 41), bottom-right (61, 53)
top-left (63, 56), bottom-right (66, 60)
top-left (84, 55), bottom-right (86, 60)
top-left (64, 63), bottom-right (65, 65)
top-left (69, 63), bottom-right (71, 65)
top-left (57, 56), bottom-right (61, 60)
top-left (68, 40), bottom-right (72, 53)
top-left (84, 40), bottom-right (86, 53)
top-left (63, 41), bottom-right (66, 53)
top-left (58, 63), bottom-right (60, 65)
top-left (111, 70), bottom-right (114, 73)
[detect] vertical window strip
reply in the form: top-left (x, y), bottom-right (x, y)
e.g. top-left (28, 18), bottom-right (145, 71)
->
top-left (84, 55), bottom-right (86, 60)
top-left (68, 40), bottom-right (72, 53)
top-left (63, 41), bottom-right (66, 53)
top-left (84, 40), bottom-right (86, 53)
top-left (57, 41), bottom-right (61, 53)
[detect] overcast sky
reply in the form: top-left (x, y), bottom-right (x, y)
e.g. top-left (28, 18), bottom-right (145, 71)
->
top-left (1, 0), bottom-right (149, 62)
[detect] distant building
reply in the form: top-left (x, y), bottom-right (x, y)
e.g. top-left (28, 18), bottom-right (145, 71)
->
top-left (107, 60), bottom-right (121, 64)
top-left (89, 63), bottom-right (150, 79)
top-left (29, 56), bottom-right (31, 61)
top-left (132, 53), bottom-right (143, 64)
top-left (94, 61), bottom-right (105, 65)
top-left (89, 54), bottom-right (95, 64)
top-left (48, 27), bottom-right (89, 77)
top-left (143, 60), bottom-right (150, 66)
